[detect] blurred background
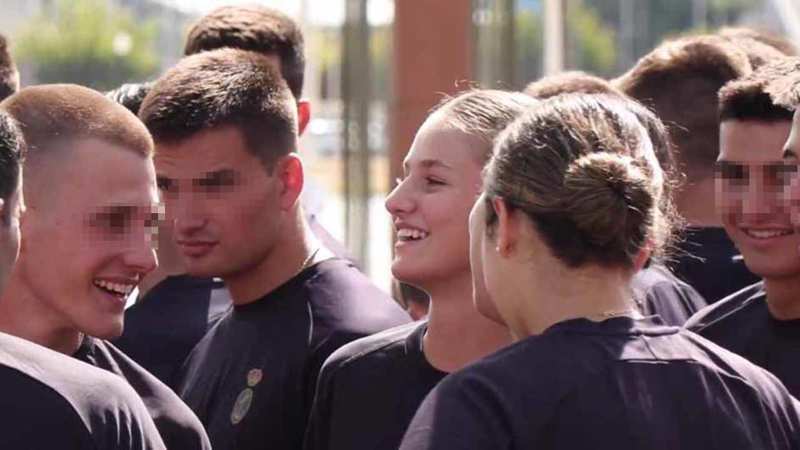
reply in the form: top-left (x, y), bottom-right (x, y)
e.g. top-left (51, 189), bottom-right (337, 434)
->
top-left (1, 0), bottom-right (798, 291)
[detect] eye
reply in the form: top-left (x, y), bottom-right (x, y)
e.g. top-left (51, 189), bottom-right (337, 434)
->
top-left (156, 177), bottom-right (173, 192)
top-left (716, 162), bottom-right (747, 185)
top-left (425, 177), bottom-right (446, 186)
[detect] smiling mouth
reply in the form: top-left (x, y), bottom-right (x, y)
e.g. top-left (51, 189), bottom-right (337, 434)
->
top-left (741, 228), bottom-right (793, 239)
top-left (397, 228), bottom-right (429, 242)
top-left (93, 279), bottom-right (135, 299)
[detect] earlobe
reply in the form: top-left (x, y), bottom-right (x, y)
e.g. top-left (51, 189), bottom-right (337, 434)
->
top-left (297, 101), bottom-right (311, 137)
top-left (632, 240), bottom-right (653, 272)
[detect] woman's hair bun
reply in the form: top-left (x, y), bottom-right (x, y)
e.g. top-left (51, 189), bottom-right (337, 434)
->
top-left (562, 152), bottom-right (653, 252)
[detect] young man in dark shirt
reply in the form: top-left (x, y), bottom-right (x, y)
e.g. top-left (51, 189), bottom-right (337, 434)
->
top-left (615, 35), bottom-right (762, 302)
top-left (0, 109), bottom-right (166, 449)
top-left (0, 85), bottom-right (210, 450)
top-left (687, 57), bottom-right (800, 396)
top-left (139, 48), bottom-right (409, 450)
top-left (116, 6), bottom-right (352, 386)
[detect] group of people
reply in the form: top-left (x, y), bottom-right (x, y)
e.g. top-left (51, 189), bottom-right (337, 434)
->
top-left (0, 4), bottom-right (800, 449)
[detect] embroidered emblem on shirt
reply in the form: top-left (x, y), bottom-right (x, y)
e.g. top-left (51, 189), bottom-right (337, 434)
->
top-left (230, 388), bottom-right (254, 425)
top-left (247, 368), bottom-right (263, 387)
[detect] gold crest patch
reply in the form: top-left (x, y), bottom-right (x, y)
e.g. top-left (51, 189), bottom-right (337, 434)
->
top-left (230, 388), bottom-right (254, 425)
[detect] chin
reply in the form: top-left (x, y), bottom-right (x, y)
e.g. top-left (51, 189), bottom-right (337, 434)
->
top-left (82, 318), bottom-right (124, 340)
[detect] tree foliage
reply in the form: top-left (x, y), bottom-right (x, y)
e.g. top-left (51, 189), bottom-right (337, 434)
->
top-left (15, 0), bottom-right (159, 91)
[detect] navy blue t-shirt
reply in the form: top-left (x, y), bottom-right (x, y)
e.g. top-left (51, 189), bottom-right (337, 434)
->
top-left (0, 331), bottom-right (166, 449)
top-left (114, 275), bottom-right (227, 388)
top-left (75, 336), bottom-right (211, 450)
top-left (672, 227), bottom-right (760, 303)
top-left (632, 264), bottom-right (706, 326)
top-left (304, 321), bottom-right (446, 450)
top-left (400, 316), bottom-right (800, 450)
top-left (176, 258), bottom-right (411, 450)
top-left (686, 281), bottom-right (800, 397)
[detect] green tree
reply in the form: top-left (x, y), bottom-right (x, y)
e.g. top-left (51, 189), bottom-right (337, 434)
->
top-left (15, 0), bottom-right (159, 91)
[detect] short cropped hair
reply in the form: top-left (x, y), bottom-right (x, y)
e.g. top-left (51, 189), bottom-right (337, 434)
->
top-left (767, 57), bottom-right (800, 109)
top-left (184, 5), bottom-right (305, 99)
top-left (718, 27), bottom-right (798, 59)
top-left (106, 82), bottom-right (154, 115)
top-left (1, 84), bottom-right (153, 161)
top-left (614, 35), bottom-right (751, 180)
top-left (0, 111), bottom-right (24, 202)
top-left (0, 34), bottom-right (19, 101)
top-left (719, 57), bottom-right (795, 122)
top-left (139, 48), bottom-right (297, 169)
top-left (524, 71), bottom-right (624, 99)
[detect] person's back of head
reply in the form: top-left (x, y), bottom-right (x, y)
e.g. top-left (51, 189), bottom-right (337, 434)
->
top-left (485, 94), bottom-right (671, 269)
top-left (106, 82), bottom-right (154, 115)
top-left (524, 71), bottom-right (624, 99)
top-left (0, 34), bottom-right (19, 102)
top-left (614, 35), bottom-right (751, 187)
top-left (0, 111), bottom-right (24, 292)
top-left (718, 27), bottom-right (798, 65)
top-left (184, 5), bottom-right (305, 100)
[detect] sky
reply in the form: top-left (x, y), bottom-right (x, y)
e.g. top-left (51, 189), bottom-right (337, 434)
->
top-left (164, 0), bottom-right (394, 26)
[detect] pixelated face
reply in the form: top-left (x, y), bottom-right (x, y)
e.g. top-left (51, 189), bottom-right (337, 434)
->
top-left (15, 139), bottom-right (159, 339)
top-left (0, 177), bottom-right (23, 294)
top-left (385, 114), bottom-right (484, 290)
top-left (468, 194), bottom-right (505, 325)
top-left (155, 125), bottom-right (285, 279)
top-left (717, 119), bottom-right (798, 278)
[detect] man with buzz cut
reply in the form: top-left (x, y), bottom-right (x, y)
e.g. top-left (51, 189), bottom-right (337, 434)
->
top-left (139, 47), bottom-right (409, 450)
top-left (687, 57), bottom-right (800, 397)
top-left (0, 84), bottom-right (211, 450)
top-left (0, 109), bottom-right (166, 450)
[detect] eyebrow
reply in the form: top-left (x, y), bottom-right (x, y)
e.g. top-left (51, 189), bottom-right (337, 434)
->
top-left (402, 158), bottom-right (453, 173)
top-left (196, 169), bottom-right (237, 182)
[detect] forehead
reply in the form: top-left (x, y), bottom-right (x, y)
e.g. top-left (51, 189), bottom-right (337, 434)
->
top-left (404, 114), bottom-right (486, 169)
top-left (155, 125), bottom-right (262, 178)
top-left (43, 138), bottom-right (157, 209)
top-left (719, 119), bottom-right (793, 162)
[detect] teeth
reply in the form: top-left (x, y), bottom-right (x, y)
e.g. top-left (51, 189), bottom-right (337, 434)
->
top-left (744, 229), bottom-right (792, 239)
top-left (93, 280), bottom-right (135, 296)
top-left (397, 228), bottom-right (429, 241)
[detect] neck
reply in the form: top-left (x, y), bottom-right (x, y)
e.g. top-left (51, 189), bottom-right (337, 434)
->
top-left (422, 272), bottom-right (512, 373)
top-left (676, 177), bottom-right (720, 227)
top-left (512, 264), bottom-right (634, 339)
top-left (225, 211), bottom-right (317, 305)
top-left (0, 282), bottom-right (83, 354)
top-left (764, 277), bottom-right (800, 320)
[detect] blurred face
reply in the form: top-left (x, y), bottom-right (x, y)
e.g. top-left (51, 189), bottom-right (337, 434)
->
top-left (468, 194), bottom-right (504, 324)
top-left (385, 114), bottom-right (484, 289)
top-left (14, 139), bottom-right (159, 339)
top-left (0, 178), bottom-right (23, 293)
top-left (718, 119), bottom-right (798, 279)
top-left (155, 125), bottom-right (288, 279)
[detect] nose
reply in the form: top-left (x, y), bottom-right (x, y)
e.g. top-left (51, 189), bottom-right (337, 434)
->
top-left (385, 178), bottom-right (415, 217)
top-left (170, 193), bottom-right (207, 237)
top-left (124, 235), bottom-right (158, 276)
top-left (742, 172), bottom-right (780, 217)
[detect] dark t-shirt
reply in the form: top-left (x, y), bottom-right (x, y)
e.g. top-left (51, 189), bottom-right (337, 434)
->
top-left (0, 331), bottom-right (166, 450)
top-left (672, 227), bottom-right (760, 303)
top-left (631, 264), bottom-right (706, 326)
top-left (400, 316), bottom-right (800, 450)
top-left (75, 336), bottom-right (211, 450)
top-left (114, 275), bottom-right (227, 388)
top-left (304, 321), bottom-right (446, 450)
top-left (176, 258), bottom-right (411, 450)
top-left (686, 281), bottom-right (800, 397)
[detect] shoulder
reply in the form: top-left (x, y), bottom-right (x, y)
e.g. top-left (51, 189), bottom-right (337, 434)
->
top-left (304, 258), bottom-right (411, 332)
top-left (320, 322), bottom-right (422, 378)
top-left (0, 333), bottom-right (165, 449)
top-left (685, 281), bottom-right (765, 332)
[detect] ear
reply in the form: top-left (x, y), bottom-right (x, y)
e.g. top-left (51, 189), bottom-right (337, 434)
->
top-left (492, 197), bottom-right (519, 258)
top-left (297, 101), bottom-right (311, 137)
top-left (277, 154), bottom-right (304, 211)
